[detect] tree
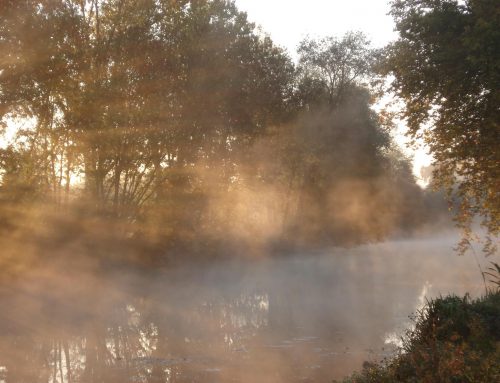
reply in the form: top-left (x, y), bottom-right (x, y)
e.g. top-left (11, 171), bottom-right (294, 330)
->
top-left (263, 33), bottom-right (427, 245)
top-left (0, 1), bottom-right (443, 258)
top-left (297, 32), bottom-right (375, 108)
top-left (381, 0), bottom-right (499, 253)
top-left (0, 0), bottom-right (296, 252)
top-left (0, 1), bottom-right (294, 208)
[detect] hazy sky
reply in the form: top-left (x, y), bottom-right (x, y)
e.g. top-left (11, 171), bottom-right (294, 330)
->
top-left (235, 0), bottom-right (432, 185)
top-left (235, 0), bottom-right (397, 56)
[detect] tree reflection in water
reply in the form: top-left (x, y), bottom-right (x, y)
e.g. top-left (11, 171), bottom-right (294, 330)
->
top-left (0, 238), bottom-right (484, 383)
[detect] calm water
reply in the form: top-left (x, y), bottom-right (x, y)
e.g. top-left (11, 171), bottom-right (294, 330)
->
top-left (0, 234), bottom-right (487, 382)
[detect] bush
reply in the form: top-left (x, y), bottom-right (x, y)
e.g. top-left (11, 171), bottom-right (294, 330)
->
top-left (339, 292), bottom-right (500, 383)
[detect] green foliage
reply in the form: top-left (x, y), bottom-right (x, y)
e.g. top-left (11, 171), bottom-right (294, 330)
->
top-left (339, 293), bottom-right (500, 383)
top-left (381, 0), bottom-right (500, 254)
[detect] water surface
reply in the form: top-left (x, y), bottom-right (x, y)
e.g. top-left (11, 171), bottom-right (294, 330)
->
top-left (0, 234), bottom-right (487, 382)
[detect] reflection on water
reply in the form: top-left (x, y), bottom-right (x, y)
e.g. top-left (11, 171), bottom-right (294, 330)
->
top-left (0, 234), bottom-right (486, 382)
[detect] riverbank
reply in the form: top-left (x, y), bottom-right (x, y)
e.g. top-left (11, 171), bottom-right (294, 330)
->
top-left (339, 292), bottom-right (500, 382)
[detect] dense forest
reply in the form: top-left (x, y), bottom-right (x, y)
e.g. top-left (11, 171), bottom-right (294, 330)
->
top-left (0, 0), bottom-right (447, 271)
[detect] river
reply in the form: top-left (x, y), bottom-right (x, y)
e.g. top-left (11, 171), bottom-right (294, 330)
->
top-left (0, 232), bottom-right (488, 382)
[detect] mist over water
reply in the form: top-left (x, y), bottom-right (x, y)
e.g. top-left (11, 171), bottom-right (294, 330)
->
top-left (0, 2), bottom-right (497, 382)
top-left (0, 231), bottom-right (489, 383)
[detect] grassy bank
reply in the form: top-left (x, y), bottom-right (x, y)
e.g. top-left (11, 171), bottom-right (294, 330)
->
top-left (339, 292), bottom-right (500, 383)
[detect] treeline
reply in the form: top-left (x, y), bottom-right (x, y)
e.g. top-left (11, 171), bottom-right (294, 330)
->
top-left (0, 0), bottom-right (446, 264)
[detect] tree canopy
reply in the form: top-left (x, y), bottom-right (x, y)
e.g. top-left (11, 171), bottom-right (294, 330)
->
top-left (0, 0), bottom-right (442, 262)
top-left (382, 0), bottom-right (499, 253)
top-left (297, 32), bottom-right (375, 108)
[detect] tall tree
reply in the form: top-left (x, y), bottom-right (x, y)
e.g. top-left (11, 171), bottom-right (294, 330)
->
top-left (382, 0), bottom-right (499, 253)
top-left (263, 33), bottom-right (425, 245)
top-left (297, 32), bottom-right (375, 108)
top-left (0, 1), bottom-right (294, 216)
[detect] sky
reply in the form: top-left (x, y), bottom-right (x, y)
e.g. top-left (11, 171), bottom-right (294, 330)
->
top-left (235, 0), bottom-right (433, 185)
top-left (236, 0), bottom-right (397, 54)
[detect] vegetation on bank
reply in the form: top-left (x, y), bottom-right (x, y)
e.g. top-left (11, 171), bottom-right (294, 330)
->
top-left (339, 292), bottom-right (500, 383)
top-left (0, 0), bottom-right (451, 273)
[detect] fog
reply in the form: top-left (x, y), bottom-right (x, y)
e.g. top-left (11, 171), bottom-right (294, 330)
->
top-left (0, 230), bottom-right (491, 383)
top-left (1, 1), bottom-right (498, 382)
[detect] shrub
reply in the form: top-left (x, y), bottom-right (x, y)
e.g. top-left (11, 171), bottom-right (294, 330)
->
top-left (339, 292), bottom-right (500, 383)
